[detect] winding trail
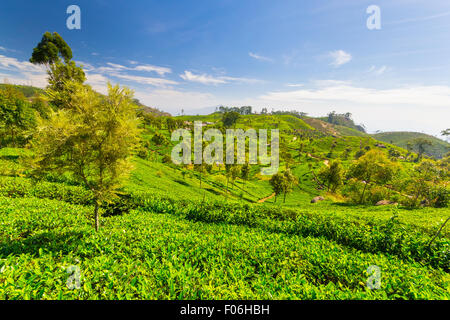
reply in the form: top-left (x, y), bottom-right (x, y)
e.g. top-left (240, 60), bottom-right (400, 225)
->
top-left (258, 193), bottom-right (276, 203)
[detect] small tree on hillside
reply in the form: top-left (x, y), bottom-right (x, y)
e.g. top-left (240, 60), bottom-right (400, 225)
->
top-left (413, 138), bottom-right (432, 161)
top-left (281, 169), bottom-right (297, 203)
top-left (230, 165), bottom-right (241, 188)
top-left (318, 160), bottom-right (343, 192)
top-left (222, 111), bottom-right (240, 128)
top-left (241, 163), bottom-right (250, 190)
top-left (30, 82), bottom-right (141, 231)
top-left (270, 172), bottom-right (284, 203)
top-left (347, 149), bottom-right (398, 204)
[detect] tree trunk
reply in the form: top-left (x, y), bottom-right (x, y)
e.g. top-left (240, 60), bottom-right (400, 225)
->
top-left (10, 128), bottom-right (15, 147)
top-left (283, 192), bottom-right (286, 203)
top-left (360, 183), bottom-right (368, 204)
top-left (94, 202), bottom-right (100, 232)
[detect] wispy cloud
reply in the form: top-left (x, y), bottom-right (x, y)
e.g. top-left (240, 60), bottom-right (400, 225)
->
top-left (0, 54), bottom-right (47, 87)
top-left (109, 72), bottom-right (178, 86)
top-left (249, 52), bottom-right (272, 62)
top-left (0, 55), bottom-right (44, 73)
top-left (96, 62), bottom-right (172, 76)
top-left (180, 71), bottom-right (226, 85)
top-left (368, 65), bottom-right (388, 76)
top-left (135, 88), bottom-right (217, 114)
top-left (180, 70), bottom-right (262, 85)
top-left (0, 46), bottom-right (19, 53)
top-left (329, 50), bottom-right (352, 67)
top-left (387, 11), bottom-right (450, 25)
top-left (84, 61), bottom-right (175, 89)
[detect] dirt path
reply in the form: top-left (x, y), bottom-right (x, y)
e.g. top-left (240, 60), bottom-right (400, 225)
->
top-left (258, 193), bottom-right (276, 203)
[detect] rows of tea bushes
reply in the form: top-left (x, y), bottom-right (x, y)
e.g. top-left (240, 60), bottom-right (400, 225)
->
top-left (0, 196), bottom-right (448, 299)
top-left (1, 176), bottom-right (448, 271)
top-left (0, 176), bottom-right (94, 205)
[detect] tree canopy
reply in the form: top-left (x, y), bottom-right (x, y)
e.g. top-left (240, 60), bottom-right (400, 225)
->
top-left (31, 81), bottom-right (141, 230)
top-left (30, 32), bottom-right (73, 65)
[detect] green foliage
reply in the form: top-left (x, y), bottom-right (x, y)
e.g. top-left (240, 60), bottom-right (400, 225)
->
top-left (269, 172), bottom-right (284, 202)
top-left (270, 169), bottom-right (298, 203)
top-left (318, 160), bottom-right (343, 192)
top-left (348, 150), bottom-right (398, 204)
top-left (0, 87), bottom-right (37, 146)
top-left (151, 132), bottom-right (167, 146)
top-left (30, 82), bottom-right (141, 230)
top-left (0, 196), bottom-right (448, 299)
top-left (372, 131), bottom-right (449, 159)
top-left (30, 32), bottom-right (72, 65)
top-left (221, 111), bottom-right (240, 128)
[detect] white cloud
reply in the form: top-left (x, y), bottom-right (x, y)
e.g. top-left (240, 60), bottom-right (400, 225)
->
top-left (100, 62), bottom-right (171, 75)
top-left (251, 82), bottom-right (450, 136)
top-left (180, 71), bottom-right (227, 85)
top-left (75, 61), bottom-right (95, 72)
top-left (133, 64), bottom-right (172, 76)
top-left (0, 55), bottom-right (47, 87)
top-left (329, 50), bottom-right (352, 67)
top-left (0, 55), bottom-right (44, 73)
top-left (89, 61), bottom-right (174, 88)
top-left (85, 73), bottom-right (111, 94)
top-left (0, 46), bottom-right (18, 53)
top-left (286, 83), bottom-right (304, 87)
top-left (135, 88), bottom-right (218, 114)
top-left (180, 70), bottom-right (262, 85)
top-left (249, 52), bottom-right (272, 62)
top-left (110, 72), bottom-right (178, 87)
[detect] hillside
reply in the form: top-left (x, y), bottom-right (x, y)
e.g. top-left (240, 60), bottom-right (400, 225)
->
top-left (372, 131), bottom-right (449, 159)
top-left (0, 84), bottom-right (44, 98)
top-left (1, 109), bottom-right (449, 299)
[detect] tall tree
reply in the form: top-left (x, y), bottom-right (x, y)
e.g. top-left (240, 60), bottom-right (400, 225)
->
top-left (30, 32), bottom-right (85, 109)
top-left (31, 82), bottom-right (141, 231)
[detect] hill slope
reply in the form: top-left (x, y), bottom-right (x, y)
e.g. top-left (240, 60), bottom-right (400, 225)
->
top-left (372, 131), bottom-right (449, 159)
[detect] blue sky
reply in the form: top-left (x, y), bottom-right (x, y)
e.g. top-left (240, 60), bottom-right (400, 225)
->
top-left (1, 0), bottom-right (450, 137)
